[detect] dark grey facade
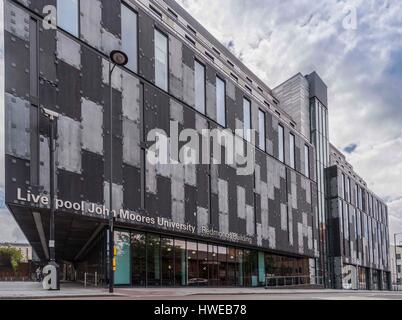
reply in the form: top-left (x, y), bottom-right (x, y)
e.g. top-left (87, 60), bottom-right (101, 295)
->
top-left (327, 145), bottom-right (390, 290)
top-left (273, 71), bottom-right (390, 290)
top-left (3, 0), bottom-right (321, 287)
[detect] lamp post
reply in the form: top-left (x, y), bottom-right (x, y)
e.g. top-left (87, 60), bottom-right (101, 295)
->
top-left (394, 233), bottom-right (402, 290)
top-left (41, 107), bottom-right (59, 290)
top-left (108, 50), bottom-right (128, 294)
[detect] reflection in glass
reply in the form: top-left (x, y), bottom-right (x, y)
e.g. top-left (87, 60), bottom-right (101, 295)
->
top-left (195, 61), bottom-right (206, 114)
top-left (174, 239), bottom-right (187, 286)
top-left (278, 125), bottom-right (284, 162)
top-left (208, 244), bottom-right (218, 286)
top-left (187, 241), bottom-right (198, 286)
top-left (258, 110), bottom-right (266, 151)
top-left (198, 243), bottom-right (208, 286)
top-left (216, 77), bottom-right (226, 127)
top-left (131, 232), bottom-right (146, 286)
top-left (121, 4), bottom-right (138, 72)
top-left (147, 234), bottom-right (161, 286)
top-left (218, 246), bottom-right (227, 286)
top-left (57, 0), bottom-right (79, 36)
top-left (243, 99), bottom-right (251, 142)
top-left (155, 29), bottom-right (168, 91)
top-left (114, 231), bottom-right (131, 285)
top-left (161, 237), bottom-right (174, 286)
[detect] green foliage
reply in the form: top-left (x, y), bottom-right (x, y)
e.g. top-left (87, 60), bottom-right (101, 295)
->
top-left (0, 246), bottom-right (24, 271)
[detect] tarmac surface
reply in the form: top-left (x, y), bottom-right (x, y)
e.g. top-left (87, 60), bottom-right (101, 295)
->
top-left (1, 282), bottom-right (402, 300)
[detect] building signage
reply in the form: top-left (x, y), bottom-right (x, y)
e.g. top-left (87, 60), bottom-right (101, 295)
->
top-left (16, 188), bottom-right (252, 244)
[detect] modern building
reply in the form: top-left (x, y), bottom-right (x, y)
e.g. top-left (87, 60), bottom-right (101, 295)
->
top-left (274, 73), bottom-right (391, 290)
top-left (326, 145), bottom-right (391, 290)
top-left (2, 0), bottom-right (389, 289)
top-left (390, 245), bottom-right (402, 289)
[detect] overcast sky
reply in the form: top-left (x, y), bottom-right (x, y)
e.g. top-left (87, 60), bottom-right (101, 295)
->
top-left (0, 0), bottom-right (401, 244)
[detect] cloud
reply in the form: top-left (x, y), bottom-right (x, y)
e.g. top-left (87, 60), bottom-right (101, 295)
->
top-left (0, 209), bottom-right (27, 243)
top-left (176, 0), bottom-right (402, 239)
top-left (344, 143), bottom-right (358, 154)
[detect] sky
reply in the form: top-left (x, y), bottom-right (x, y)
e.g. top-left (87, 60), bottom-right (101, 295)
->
top-left (0, 0), bottom-right (401, 244)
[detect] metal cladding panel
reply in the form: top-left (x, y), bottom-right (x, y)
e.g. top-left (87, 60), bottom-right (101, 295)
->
top-left (226, 94), bottom-right (236, 132)
top-left (147, 175), bottom-right (172, 219)
top-left (185, 184), bottom-right (197, 226)
top-left (122, 72), bottom-right (140, 122)
top-left (144, 84), bottom-right (170, 135)
top-left (81, 98), bottom-right (103, 155)
top-left (183, 64), bottom-right (195, 108)
top-left (102, 58), bottom-right (123, 91)
top-left (57, 169), bottom-right (83, 204)
top-left (196, 165), bottom-right (209, 209)
top-left (138, 12), bottom-right (155, 82)
top-left (104, 182), bottom-right (123, 212)
top-left (100, 28), bottom-right (122, 56)
top-left (5, 1), bottom-right (29, 42)
top-left (81, 47), bottom-right (104, 104)
top-left (169, 35), bottom-right (183, 79)
top-left (22, 0), bottom-right (56, 16)
top-left (39, 80), bottom-right (57, 113)
top-left (4, 32), bottom-right (30, 99)
top-left (210, 193), bottom-right (219, 230)
top-left (123, 164), bottom-right (141, 211)
top-left (39, 135), bottom-right (50, 193)
top-left (57, 115), bottom-right (82, 174)
top-left (5, 155), bottom-right (30, 204)
top-left (182, 44), bottom-right (194, 69)
top-left (80, 0), bottom-right (102, 49)
top-left (5, 93), bottom-right (31, 160)
top-left (82, 150), bottom-right (104, 204)
top-left (104, 136), bottom-right (123, 185)
top-left (100, 0), bottom-right (121, 37)
top-left (122, 117), bottom-right (141, 167)
top-left (103, 88), bottom-right (123, 137)
top-left (56, 31), bottom-right (81, 70)
top-left (39, 28), bottom-right (57, 84)
top-left (57, 61), bottom-right (82, 121)
top-left (205, 64), bottom-right (216, 85)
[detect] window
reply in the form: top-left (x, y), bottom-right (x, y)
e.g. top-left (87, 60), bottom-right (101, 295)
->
top-left (341, 174), bottom-right (345, 199)
top-left (304, 145), bottom-right (310, 178)
top-left (57, 0), bottom-right (79, 36)
top-left (278, 125), bottom-right (284, 162)
top-left (347, 178), bottom-right (351, 203)
top-left (195, 60), bottom-right (206, 114)
top-left (122, 4), bottom-right (138, 72)
top-left (154, 29), bottom-right (168, 91)
top-left (289, 134), bottom-right (295, 169)
top-left (397, 254), bottom-right (401, 261)
top-left (243, 98), bottom-right (251, 142)
top-left (258, 110), bottom-right (266, 151)
top-left (216, 77), bottom-right (226, 127)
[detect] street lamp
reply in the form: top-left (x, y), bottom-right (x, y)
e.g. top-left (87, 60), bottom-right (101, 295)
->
top-left (41, 107), bottom-right (59, 290)
top-left (108, 50), bottom-right (128, 294)
top-left (394, 233), bottom-right (402, 290)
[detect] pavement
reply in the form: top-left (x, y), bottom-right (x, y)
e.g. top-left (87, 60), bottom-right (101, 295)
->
top-left (1, 282), bottom-right (402, 300)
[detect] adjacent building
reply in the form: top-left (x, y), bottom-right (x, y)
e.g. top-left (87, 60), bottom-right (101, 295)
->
top-left (2, 0), bottom-right (390, 289)
top-left (390, 245), bottom-right (402, 289)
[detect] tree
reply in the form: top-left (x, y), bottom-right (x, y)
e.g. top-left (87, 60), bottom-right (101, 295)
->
top-left (0, 246), bottom-right (24, 272)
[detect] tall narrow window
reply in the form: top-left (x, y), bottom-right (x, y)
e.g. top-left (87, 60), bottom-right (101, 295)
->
top-left (57, 0), bottom-right (79, 36)
top-left (258, 110), bottom-right (266, 151)
top-left (155, 29), bottom-right (168, 91)
top-left (195, 60), bottom-right (206, 114)
top-left (216, 77), bottom-right (226, 127)
top-left (304, 145), bottom-right (310, 178)
top-left (341, 173), bottom-right (345, 199)
top-left (278, 125), bottom-right (284, 162)
top-left (122, 4), bottom-right (138, 72)
top-left (289, 133), bottom-right (295, 169)
top-left (347, 177), bottom-right (351, 203)
top-left (243, 98), bottom-right (251, 142)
